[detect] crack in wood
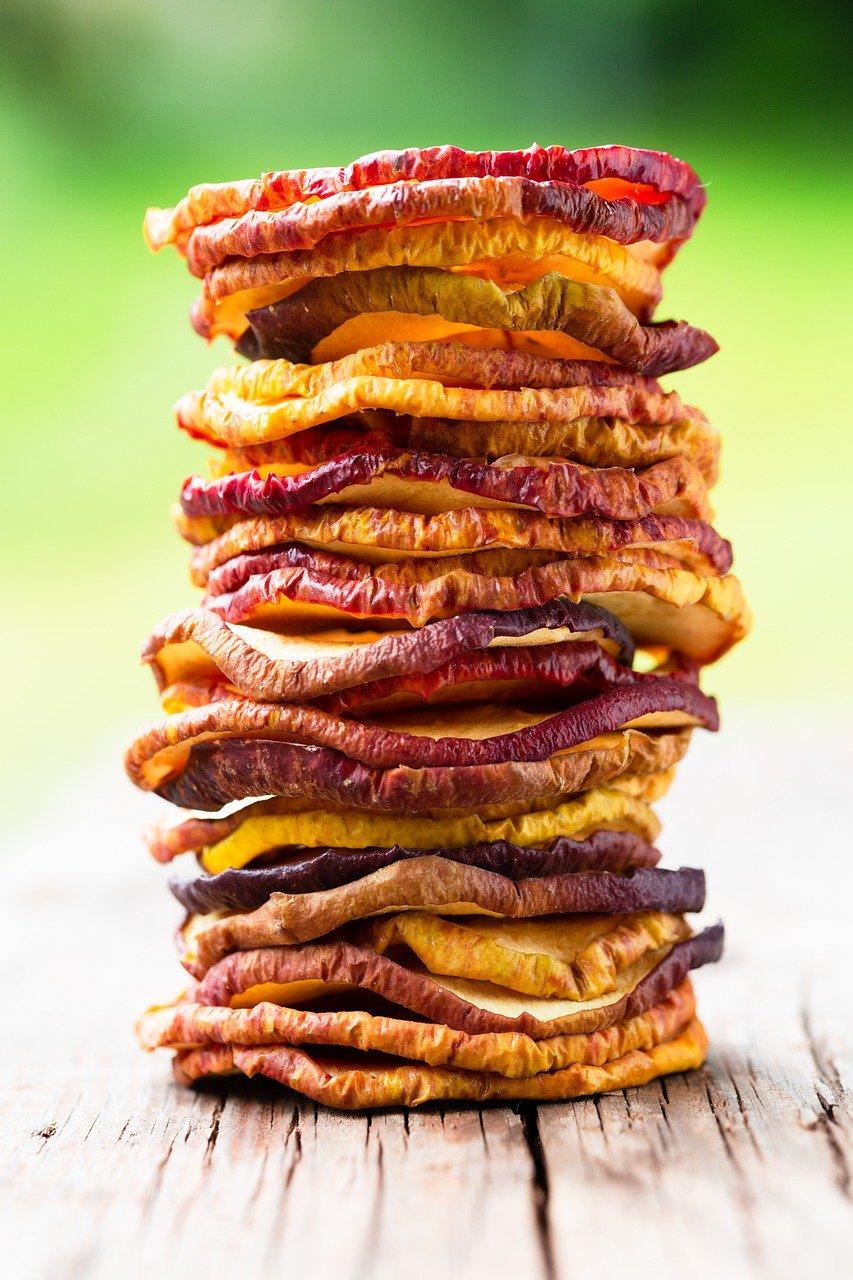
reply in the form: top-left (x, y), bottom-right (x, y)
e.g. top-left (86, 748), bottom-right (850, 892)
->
top-left (704, 1080), bottom-right (742, 1172)
top-left (352, 1122), bottom-right (385, 1280)
top-left (801, 1005), bottom-right (852, 1199)
top-left (518, 1104), bottom-right (557, 1280)
top-left (203, 1094), bottom-right (226, 1168)
top-left (141, 1133), bottom-right (177, 1220)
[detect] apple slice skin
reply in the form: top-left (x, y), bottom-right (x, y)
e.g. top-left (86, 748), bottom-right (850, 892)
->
top-left (139, 982), bottom-right (697, 1083)
top-left (192, 923), bottom-right (723, 1037)
top-left (180, 451), bottom-right (711, 524)
top-left (186, 178), bottom-right (703, 276)
top-left (179, 864), bottom-right (706, 973)
top-left (143, 599), bottom-right (635, 702)
top-left (313, 642), bottom-right (696, 717)
top-left (215, 410), bottom-right (719, 486)
top-left (154, 725), bottom-right (691, 813)
top-left (189, 511), bottom-right (732, 586)
top-left (145, 143), bottom-right (706, 253)
top-left (177, 343), bottom-right (698, 448)
top-left (126, 675), bottom-right (715, 786)
top-left (197, 545), bottom-right (749, 663)
top-left (236, 267), bottom-right (717, 373)
top-left (168, 830), bottom-right (662, 911)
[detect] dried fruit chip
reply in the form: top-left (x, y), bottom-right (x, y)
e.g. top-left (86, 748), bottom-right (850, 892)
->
top-left (237, 268), bottom-right (716, 371)
top-left (142, 600), bottom-right (635, 704)
top-left (144, 143), bottom-right (706, 251)
top-left (213, 408), bottom-right (720, 484)
top-left (193, 217), bottom-right (663, 340)
top-left (192, 923), bottom-right (723, 1036)
top-left (152, 724), bottom-right (692, 813)
top-left (177, 866), bottom-right (704, 973)
top-left (176, 342), bottom-right (698, 447)
top-left (200, 545), bottom-right (750, 663)
top-left (147, 780), bottom-right (663, 869)
top-left (125, 678), bottom-right (715, 795)
top-left (182, 510), bottom-right (731, 588)
top-left (181, 451), bottom-right (712, 529)
top-left (138, 979), bottom-right (696, 1079)
top-left (169, 830), bottom-right (663, 911)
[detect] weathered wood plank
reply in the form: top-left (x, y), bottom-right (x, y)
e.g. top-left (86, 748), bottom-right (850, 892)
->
top-left (0, 713), bottom-right (850, 1280)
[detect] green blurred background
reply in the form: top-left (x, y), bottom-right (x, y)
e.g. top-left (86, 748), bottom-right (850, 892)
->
top-left (1, 0), bottom-right (850, 824)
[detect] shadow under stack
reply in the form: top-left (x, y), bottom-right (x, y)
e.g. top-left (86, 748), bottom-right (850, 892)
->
top-left (128, 144), bottom-right (750, 1108)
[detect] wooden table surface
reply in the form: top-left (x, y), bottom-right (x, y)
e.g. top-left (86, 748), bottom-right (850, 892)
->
top-left (1, 708), bottom-right (850, 1280)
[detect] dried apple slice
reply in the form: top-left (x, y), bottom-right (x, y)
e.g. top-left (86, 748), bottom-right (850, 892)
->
top-left (183, 510), bottom-right (731, 585)
top-left (144, 143), bottom-right (706, 252)
top-left (148, 724), bottom-right (691, 813)
top-left (176, 342), bottom-right (699, 447)
top-left (177, 865), bottom-right (704, 973)
top-left (125, 676), bottom-right (715, 796)
top-left (169, 830), bottom-right (662, 910)
top-left (357, 911), bottom-right (690, 998)
top-left (160, 642), bottom-right (689, 717)
top-left (215, 409), bottom-right (720, 485)
top-left (181, 451), bottom-right (712, 528)
top-left (201, 545), bottom-right (750, 664)
top-left (169, 1018), bottom-right (708, 1104)
top-left (142, 600), bottom-right (634, 703)
top-left (191, 923), bottom-right (724, 1036)
top-left (155, 637), bottom-right (705, 721)
top-left (237, 268), bottom-right (716, 371)
top-left (138, 979), bottom-right (695, 1079)
top-left (182, 177), bottom-right (703, 276)
top-left (193, 217), bottom-right (664, 340)
top-left (147, 781), bottom-right (663, 869)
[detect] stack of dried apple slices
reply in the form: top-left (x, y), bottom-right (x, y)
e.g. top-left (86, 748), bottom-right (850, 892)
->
top-left (129, 143), bottom-right (748, 1108)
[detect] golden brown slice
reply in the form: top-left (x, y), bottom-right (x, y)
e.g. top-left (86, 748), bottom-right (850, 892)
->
top-left (176, 342), bottom-right (699, 447)
top-left (147, 781), bottom-right (664, 870)
top-left (213, 408), bottom-right (721, 486)
top-left (169, 1019), bottom-right (708, 1105)
top-left (178, 865), bottom-right (704, 974)
top-left (138, 979), bottom-right (696, 1079)
top-left (202, 545), bottom-right (750, 666)
top-left (182, 509), bottom-right (731, 585)
top-left (192, 218), bottom-right (664, 340)
top-left (144, 142), bottom-right (707, 252)
top-left (237, 268), bottom-right (716, 371)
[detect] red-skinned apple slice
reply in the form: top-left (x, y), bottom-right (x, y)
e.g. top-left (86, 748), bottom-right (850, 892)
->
top-left (138, 980), bottom-right (696, 1080)
top-left (145, 143), bottom-right (706, 252)
top-left (142, 600), bottom-right (635, 704)
top-left (183, 177), bottom-right (703, 277)
top-left (125, 674), bottom-right (716, 795)
top-left (183, 510), bottom-right (732, 586)
top-left (237, 267), bottom-right (716, 371)
top-left (168, 830), bottom-right (662, 912)
top-left (181, 451), bottom-right (712, 525)
top-left (160, 642), bottom-right (700, 719)
top-left (200, 545), bottom-right (750, 664)
top-left (146, 724), bottom-right (692, 813)
top-left (176, 342), bottom-right (701, 448)
top-left (178, 864), bottom-right (705, 973)
top-left (190, 923), bottom-right (724, 1036)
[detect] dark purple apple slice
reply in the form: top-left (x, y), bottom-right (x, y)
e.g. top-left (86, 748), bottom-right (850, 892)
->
top-left (169, 829), bottom-right (662, 912)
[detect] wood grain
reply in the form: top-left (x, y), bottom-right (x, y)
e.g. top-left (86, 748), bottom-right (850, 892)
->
top-left (0, 710), bottom-right (849, 1280)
